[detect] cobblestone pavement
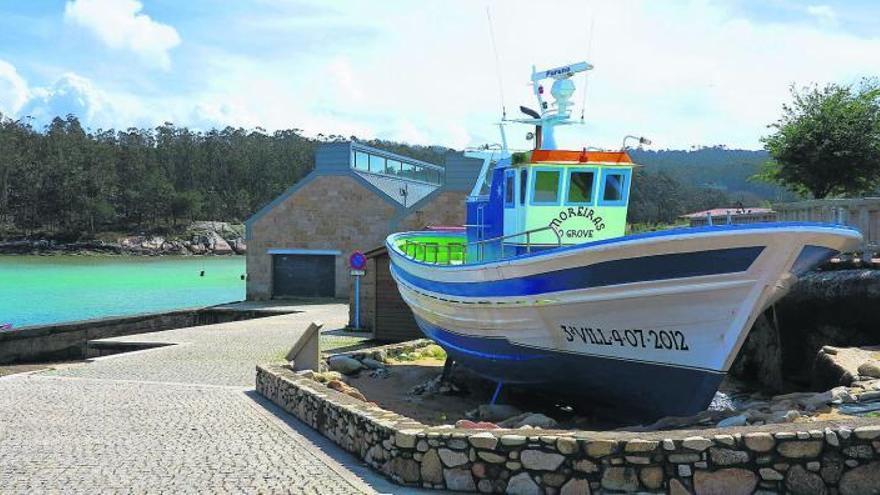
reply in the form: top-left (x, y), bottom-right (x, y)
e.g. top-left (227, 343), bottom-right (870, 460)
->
top-left (0, 303), bottom-right (420, 494)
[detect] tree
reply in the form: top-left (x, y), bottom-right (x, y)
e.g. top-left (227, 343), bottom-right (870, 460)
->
top-left (760, 80), bottom-right (880, 198)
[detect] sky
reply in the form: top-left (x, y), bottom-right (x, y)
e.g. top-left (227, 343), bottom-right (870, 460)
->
top-left (1, 0), bottom-right (879, 151)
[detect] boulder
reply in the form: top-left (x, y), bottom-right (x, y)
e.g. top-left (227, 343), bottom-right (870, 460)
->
top-left (231, 238), bottom-right (247, 254)
top-left (839, 461), bottom-right (880, 495)
top-left (443, 468), bottom-right (476, 492)
top-left (601, 467), bottom-right (640, 492)
top-left (360, 358), bottom-right (385, 370)
top-left (506, 472), bottom-right (541, 495)
top-left (730, 313), bottom-right (784, 391)
top-left (858, 360), bottom-right (880, 379)
top-left (327, 355), bottom-right (363, 375)
top-left (498, 412), bottom-right (558, 429)
top-left (520, 450), bottom-right (565, 471)
top-left (206, 231), bottom-right (233, 254)
top-left (693, 468), bottom-right (758, 495)
top-left (717, 414), bottom-right (748, 427)
top-left (785, 465), bottom-right (827, 495)
top-left (420, 449), bottom-right (443, 484)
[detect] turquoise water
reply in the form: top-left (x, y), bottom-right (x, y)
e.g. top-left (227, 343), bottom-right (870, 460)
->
top-left (0, 256), bottom-right (246, 328)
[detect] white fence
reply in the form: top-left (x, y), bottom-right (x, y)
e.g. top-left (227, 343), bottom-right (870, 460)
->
top-left (774, 198), bottom-right (880, 258)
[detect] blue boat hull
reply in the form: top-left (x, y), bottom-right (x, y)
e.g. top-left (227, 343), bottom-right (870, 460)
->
top-left (416, 316), bottom-right (724, 421)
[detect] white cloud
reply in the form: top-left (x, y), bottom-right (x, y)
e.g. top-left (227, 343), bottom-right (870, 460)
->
top-left (64, 0), bottom-right (181, 69)
top-left (22, 73), bottom-right (105, 124)
top-left (0, 59), bottom-right (29, 117)
top-left (7, 1), bottom-right (880, 150)
top-left (806, 5), bottom-right (838, 26)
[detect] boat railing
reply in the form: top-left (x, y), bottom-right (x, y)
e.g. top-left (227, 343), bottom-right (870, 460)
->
top-left (468, 225), bottom-right (562, 262)
top-left (400, 226), bottom-right (561, 265)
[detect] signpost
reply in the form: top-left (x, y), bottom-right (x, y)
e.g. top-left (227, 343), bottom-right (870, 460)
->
top-left (349, 251), bottom-right (367, 330)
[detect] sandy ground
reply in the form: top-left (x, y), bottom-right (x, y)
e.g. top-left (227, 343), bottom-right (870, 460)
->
top-left (346, 357), bottom-right (626, 429)
top-left (347, 358), bottom-right (492, 425)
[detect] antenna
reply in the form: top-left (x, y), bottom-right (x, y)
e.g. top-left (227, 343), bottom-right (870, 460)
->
top-left (580, 16), bottom-right (596, 121)
top-left (486, 7), bottom-right (507, 120)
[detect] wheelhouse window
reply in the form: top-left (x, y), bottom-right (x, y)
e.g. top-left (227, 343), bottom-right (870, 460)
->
top-left (567, 169), bottom-right (595, 204)
top-left (519, 168), bottom-right (528, 204)
top-left (531, 168), bottom-right (562, 205)
top-left (599, 169), bottom-right (631, 206)
top-left (504, 170), bottom-right (516, 208)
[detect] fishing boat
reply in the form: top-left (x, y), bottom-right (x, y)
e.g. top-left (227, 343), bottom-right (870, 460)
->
top-left (385, 61), bottom-right (862, 420)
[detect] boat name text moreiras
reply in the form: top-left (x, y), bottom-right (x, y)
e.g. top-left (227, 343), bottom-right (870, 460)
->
top-left (548, 207), bottom-right (605, 239)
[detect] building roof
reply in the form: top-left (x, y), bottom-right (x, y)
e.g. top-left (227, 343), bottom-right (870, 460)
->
top-left (680, 207), bottom-right (774, 219)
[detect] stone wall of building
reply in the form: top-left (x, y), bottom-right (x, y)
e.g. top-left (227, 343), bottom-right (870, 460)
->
top-left (247, 176), bottom-right (398, 300)
top-left (257, 364), bottom-right (880, 494)
top-left (397, 191), bottom-right (469, 231)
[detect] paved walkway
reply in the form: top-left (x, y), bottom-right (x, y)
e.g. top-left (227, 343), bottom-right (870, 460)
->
top-left (0, 303), bottom-right (420, 494)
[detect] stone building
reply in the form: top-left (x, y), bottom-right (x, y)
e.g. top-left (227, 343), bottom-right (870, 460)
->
top-left (245, 141), bottom-right (481, 301)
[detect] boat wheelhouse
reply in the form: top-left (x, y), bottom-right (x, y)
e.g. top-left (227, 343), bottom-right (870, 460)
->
top-left (386, 61), bottom-right (863, 420)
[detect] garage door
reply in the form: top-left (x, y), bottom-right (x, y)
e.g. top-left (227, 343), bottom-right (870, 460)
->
top-left (272, 254), bottom-right (336, 298)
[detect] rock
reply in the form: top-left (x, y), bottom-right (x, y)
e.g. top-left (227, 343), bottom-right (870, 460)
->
top-left (438, 448), bottom-right (468, 467)
top-left (729, 313), bottom-right (785, 391)
top-left (477, 404), bottom-right (522, 422)
top-left (443, 468), bottom-right (476, 492)
top-left (601, 466), bottom-right (640, 492)
top-left (777, 441), bottom-right (823, 459)
top-left (709, 447), bottom-right (750, 466)
top-left (682, 436), bottom-right (713, 451)
top-left (468, 431), bottom-right (498, 450)
top-left (759, 468), bottom-right (784, 481)
top-left (573, 459), bottom-right (598, 473)
top-left (325, 380), bottom-right (367, 401)
top-left (669, 478), bottom-right (691, 495)
top-left (327, 355), bottom-right (363, 375)
top-left (500, 434), bottom-right (527, 446)
top-left (639, 466), bottom-right (664, 490)
top-left (520, 450), bottom-right (565, 471)
top-left (387, 457), bottom-right (420, 483)
top-left (585, 439), bottom-right (618, 458)
top-left (693, 468), bottom-right (758, 495)
top-left (470, 462), bottom-right (486, 478)
top-left (785, 465), bottom-right (827, 495)
top-left (498, 412), bottom-right (557, 429)
top-left (395, 430), bottom-right (418, 449)
top-left (360, 358), bottom-right (385, 370)
top-left (717, 415), bottom-right (748, 428)
top-left (454, 419), bottom-right (498, 429)
top-left (839, 461), bottom-right (880, 495)
top-left (231, 238), bottom-right (247, 254)
top-left (506, 472), bottom-right (540, 495)
top-left (853, 425), bottom-right (880, 440)
top-left (421, 449), bottom-right (443, 484)
top-left (820, 452), bottom-right (844, 484)
top-left (551, 437), bottom-right (576, 455)
top-left (560, 477), bottom-right (591, 495)
top-left (624, 439), bottom-right (658, 453)
top-left (477, 451), bottom-right (504, 464)
top-left (842, 444), bottom-right (874, 459)
top-left (858, 360), bottom-right (880, 379)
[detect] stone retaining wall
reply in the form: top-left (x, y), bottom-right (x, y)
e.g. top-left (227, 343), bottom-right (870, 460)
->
top-left (257, 364), bottom-right (880, 494)
top-left (0, 307), bottom-right (279, 364)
